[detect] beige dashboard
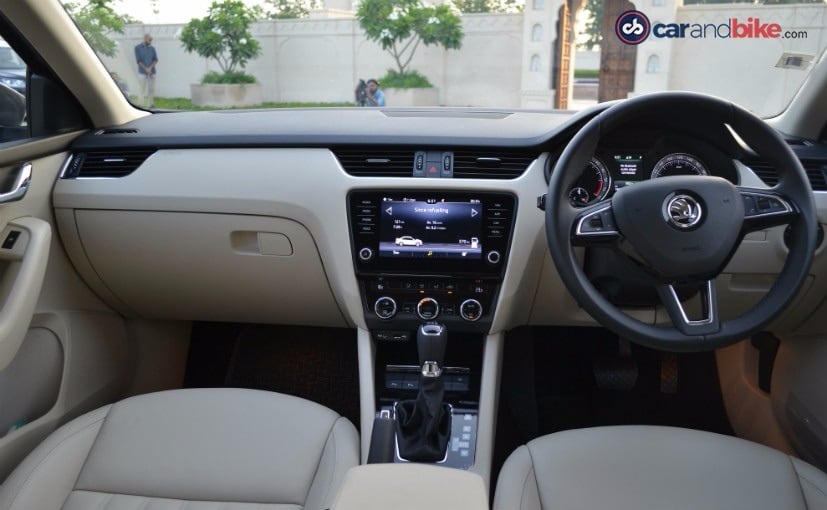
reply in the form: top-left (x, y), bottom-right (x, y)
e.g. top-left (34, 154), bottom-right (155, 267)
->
top-left (51, 146), bottom-right (827, 335)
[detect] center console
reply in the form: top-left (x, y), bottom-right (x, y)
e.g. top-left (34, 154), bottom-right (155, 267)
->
top-left (348, 190), bottom-right (516, 331)
top-left (348, 190), bottom-right (517, 470)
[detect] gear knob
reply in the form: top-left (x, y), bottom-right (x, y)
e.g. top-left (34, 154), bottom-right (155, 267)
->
top-left (417, 322), bottom-right (447, 376)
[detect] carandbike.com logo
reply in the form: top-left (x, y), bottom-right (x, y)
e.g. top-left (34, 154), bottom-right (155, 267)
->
top-left (615, 10), bottom-right (809, 44)
top-left (616, 11), bottom-right (651, 45)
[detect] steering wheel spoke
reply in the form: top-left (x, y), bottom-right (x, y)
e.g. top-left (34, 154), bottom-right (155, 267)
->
top-left (572, 202), bottom-right (620, 245)
top-left (656, 280), bottom-right (720, 336)
top-left (739, 187), bottom-right (797, 232)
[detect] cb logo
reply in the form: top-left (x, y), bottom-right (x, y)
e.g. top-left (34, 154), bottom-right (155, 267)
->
top-left (615, 10), bottom-right (650, 45)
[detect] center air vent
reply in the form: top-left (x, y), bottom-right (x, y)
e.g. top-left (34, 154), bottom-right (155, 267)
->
top-left (744, 158), bottom-right (827, 190)
top-left (63, 149), bottom-right (156, 178)
top-left (333, 147), bottom-right (538, 179)
top-left (452, 149), bottom-right (538, 179)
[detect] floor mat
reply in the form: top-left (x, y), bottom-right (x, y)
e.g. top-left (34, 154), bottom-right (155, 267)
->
top-left (493, 326), bottom-right (733, 486)
top-left (184, 323), bottom-right (361, 430)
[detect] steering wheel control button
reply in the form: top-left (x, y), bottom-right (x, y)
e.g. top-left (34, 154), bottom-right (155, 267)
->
top-left (374, 297), bottom-right (397, 320)
top-left (416, 297), bottom-right (440, 320)
top-left (460, 299), bottom-right (483, 322)
top-left (742, 192), bottom-right (792, 218)
top-left (664, 194), bottom-right (703, 230)
top-left (486, 250), bottom-right (502, 265)
top-left (358, 247), bottom-right (374, 262)
top-left (576, 206), bottom-right (618, 236)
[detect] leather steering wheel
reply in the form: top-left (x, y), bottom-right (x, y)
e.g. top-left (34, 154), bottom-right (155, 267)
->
top-left (546, 92), bottom-right (818, 352)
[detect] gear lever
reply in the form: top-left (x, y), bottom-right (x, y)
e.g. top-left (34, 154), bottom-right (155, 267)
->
top-left (395, 322), bottom-right (452, 462)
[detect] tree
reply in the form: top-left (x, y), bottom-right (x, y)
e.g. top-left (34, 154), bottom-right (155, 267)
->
top-left (451, 0), bottom-right (522, 14)
top-left (264, 0), bottom-right (321, 19)
top-left (357, 0), bottom-right (463, 78)
top-left (62, 0), bottom-right (136, 58)
top-left (180, 0), bottom-right (262, 82)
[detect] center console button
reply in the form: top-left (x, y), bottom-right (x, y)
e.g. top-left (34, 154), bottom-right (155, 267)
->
top-left (416, 297), bottom-right (440, 320)
top-left (374, 296), bottom-right (397, 320)
top-left (486, 250), bottom-right (501, 265)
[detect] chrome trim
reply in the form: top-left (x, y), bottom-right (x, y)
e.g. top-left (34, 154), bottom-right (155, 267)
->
top-left (574, 204), bottom-right (619, 237)
top-left (665, 194), bottom-right (703, 229)
top-left (459, 299), bottom-right (483, 322)
top-left (667, 281), bottom-right (715, 327)
top-left (58, 154), bottom-right (74, 179)
top-left (416, 297), bottom-right (440, 321)
top-left (373, 296), bottom-right (397, 320)
top-left (741, 191), bottom-right (794, 219)
top-left (0, 163), bottom-right (31, 205)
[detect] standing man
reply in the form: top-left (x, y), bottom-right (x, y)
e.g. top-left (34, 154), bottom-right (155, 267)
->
top-left (134, 33), bottom-right (158, 108)
top-left (366, 79), bottom-right (385, 107)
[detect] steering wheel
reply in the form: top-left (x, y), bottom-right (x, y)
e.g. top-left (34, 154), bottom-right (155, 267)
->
top-left (546, 92), bottom-right (818, 352)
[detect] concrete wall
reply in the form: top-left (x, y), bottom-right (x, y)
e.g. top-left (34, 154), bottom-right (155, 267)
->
top-left (105, 12), bottom-right (539, 108)
top-left (631, 2), bottom-right (827, 117)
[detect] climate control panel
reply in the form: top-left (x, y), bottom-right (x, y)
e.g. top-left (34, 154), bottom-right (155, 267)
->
top-left (362, 276), bottom-right (497, 331)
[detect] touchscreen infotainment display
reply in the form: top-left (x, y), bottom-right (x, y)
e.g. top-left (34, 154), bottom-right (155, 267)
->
top-left (378, 197), bottom-right (483, 259)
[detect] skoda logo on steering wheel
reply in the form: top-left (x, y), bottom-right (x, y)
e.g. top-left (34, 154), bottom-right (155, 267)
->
top-left (665, 194), bottom-right (703, 230)
top-left (615, 10), bottom-right (651, 45)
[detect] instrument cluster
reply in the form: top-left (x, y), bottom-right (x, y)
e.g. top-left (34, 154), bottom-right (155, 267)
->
top-left (552, 132), bottom-right (738, 207)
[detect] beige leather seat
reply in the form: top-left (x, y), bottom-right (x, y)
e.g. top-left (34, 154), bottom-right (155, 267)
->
top-left (0, 388), bottom-right (359, 510)
top-left (494, 425), bottom-right (827, 510)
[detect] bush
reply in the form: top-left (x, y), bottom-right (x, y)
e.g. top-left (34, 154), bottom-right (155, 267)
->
top-left (201, 71), bottom-right (257, 84)
top-left (378, 69), bottom-right (433, 89)
top-left (574, 69), bottom-right (599, 79)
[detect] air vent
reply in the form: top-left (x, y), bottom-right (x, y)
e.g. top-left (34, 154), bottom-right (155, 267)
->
top-left (333, 148), bottom-right (415, 177)
top-left (452, 149), bottom-right (539, 179)
top-left (64, 149), bottom-right (155, 178)
top-left (744, 158), bottom-right (827, 190)
top-left (95, 128), bottom-right (139, 135)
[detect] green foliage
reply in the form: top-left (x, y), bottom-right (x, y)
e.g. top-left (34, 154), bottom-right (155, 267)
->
top-left (150, 96), bottom-right (350, 111)
top-left (452, 0), bottom-right (522, 13)
top-left (378, 69), bottom-right (433, 88)
top-left (264, 0), bottom-right (321, 19)
top-left (357, 0), bottom-right (463, 77)
top-left (201, 70), bottom-right (257, 84)
top-left (62, 0), bottom-right (134, 58)
top-left (574, 68), bottom-right (598, 79)
top-left (180, 0), bottom-right (262, 78)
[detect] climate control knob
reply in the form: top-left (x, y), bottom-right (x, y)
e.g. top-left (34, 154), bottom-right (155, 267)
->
top-left (459, 299), bottom-right (483, 322)
top-left (374, 296), bottom-right (397, 320)
top-left (486, 250), bottom-right (501, 265)
top-left (416, 297), bottom-right (440, 320)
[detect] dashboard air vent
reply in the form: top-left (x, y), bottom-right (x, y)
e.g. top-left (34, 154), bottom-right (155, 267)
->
top-left (452, 149), bottom-right (538, 179)
top-left (744, 159), bottom-right (827, 190)
top-left (333, 148), bottom-right (415, 177)
top-left (64, 149), bottom-right (156, 178)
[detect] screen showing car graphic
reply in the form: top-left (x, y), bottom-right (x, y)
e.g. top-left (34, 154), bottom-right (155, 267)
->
top-left (378, 198), bottom-right (483, 259)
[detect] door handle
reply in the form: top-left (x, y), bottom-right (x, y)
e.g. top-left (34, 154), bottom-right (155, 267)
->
top-left (0, 162), bottom-right (31, 205)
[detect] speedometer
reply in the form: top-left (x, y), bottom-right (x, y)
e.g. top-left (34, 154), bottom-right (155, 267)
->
top-left (651, 153), bottom-right (708, 178)
top-left (568, 157), bottom-right (612, 207)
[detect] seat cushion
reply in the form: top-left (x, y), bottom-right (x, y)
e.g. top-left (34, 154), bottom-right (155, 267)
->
top-left (494, 425), bottom-right (827, 510)
top-left (0, 388), bottom-right (359, 510)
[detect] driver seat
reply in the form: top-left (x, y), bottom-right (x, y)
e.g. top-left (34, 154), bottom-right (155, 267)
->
top-left (494, 425), bottom-right (827, 510)
top-left (0, 388), bottom-right (360, 510)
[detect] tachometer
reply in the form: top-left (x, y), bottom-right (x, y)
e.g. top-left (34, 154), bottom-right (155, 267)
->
top-left (569, 157), bottom-right (612, 207)
top-left (651, 153), bottom-right (708, 178)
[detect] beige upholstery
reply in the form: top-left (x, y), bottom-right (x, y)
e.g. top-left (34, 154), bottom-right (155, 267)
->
top-left (0, 388), bottom-right (359, 510)
top-left (494, 425), bottom-right (827, 510)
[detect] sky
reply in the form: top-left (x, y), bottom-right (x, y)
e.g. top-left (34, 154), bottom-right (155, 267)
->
top-left (117, 0), bottom-right (268, 24)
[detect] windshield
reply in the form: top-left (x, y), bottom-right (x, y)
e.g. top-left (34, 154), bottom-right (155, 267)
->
top-left (0, 46), bottom-right (25, 70)
top-left (62, 0), bottom-right (827, 117)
